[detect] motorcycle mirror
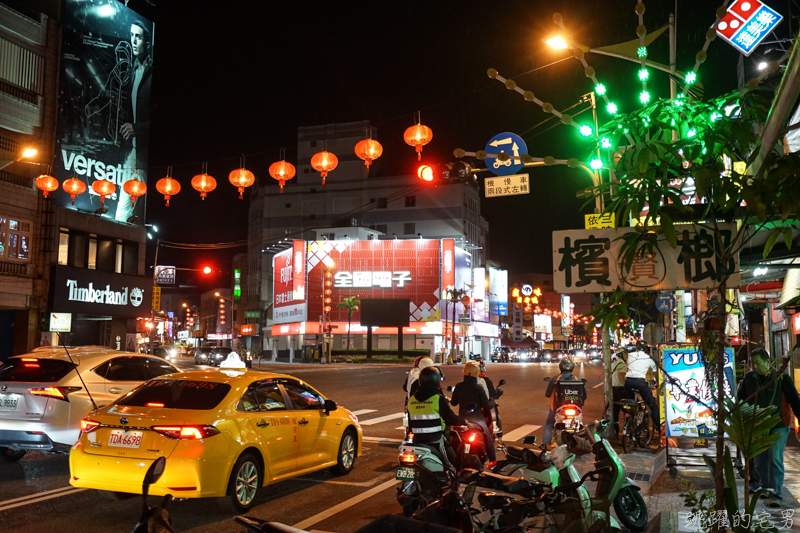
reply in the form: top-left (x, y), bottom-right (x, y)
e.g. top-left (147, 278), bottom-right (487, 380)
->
top-left (581, 378), bottom-right (588, 383)
top-left (446, 385), bottom-right (455, 392)
top-left (522, 435), bottom-right (537, 445)
top-left (498, 379), bottom-right (506, 386)
top-left (143, 456), bottom-right (166, 492)
top-left (324, 399), bottom-right (338, 415)
top-left (543, 377), bottom-right (550, 382)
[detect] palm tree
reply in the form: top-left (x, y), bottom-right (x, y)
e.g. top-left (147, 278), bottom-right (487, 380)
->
top-left (337, 296), bottom-right (360, 354)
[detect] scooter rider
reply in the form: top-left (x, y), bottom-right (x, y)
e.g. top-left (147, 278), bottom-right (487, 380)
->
top-left (543, 358), bottom-right (587, 446)
top-left (403, 356), bottom-right (434, 402)
top-left (478, 359), bottom-right (503, 440)
top-left (624, 341), bottom-right (660, 443)
top-left (451, 361), bottom-right (497, 461)
top-left (407, 366), bottom-right (466, 466)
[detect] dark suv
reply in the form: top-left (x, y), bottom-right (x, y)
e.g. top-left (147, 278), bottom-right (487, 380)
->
top-left (194, 347), bottom-right (214, 365)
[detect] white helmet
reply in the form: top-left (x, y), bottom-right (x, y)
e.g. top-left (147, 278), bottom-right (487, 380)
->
top-left (417, 356), bottom-right (434, 370)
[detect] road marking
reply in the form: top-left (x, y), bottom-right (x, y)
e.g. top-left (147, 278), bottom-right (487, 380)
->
top-left (0, 487), bottom-right (87, 512)
top-left (295, 471), bottom-right (395, 487)
top-left (358, 412), bottom-right (404, 426)
top-left (350, 409), bottom-right (378, 416)
top-left (292, 478), bottom-right (399, 531)
top-left (592, 382), bottom-right (605, 388)
top-left (362, 436), bottom-right (404, 444)
top-left (395, 426), bottom-right (405, 430)
top-left (502, 425), bottom-right (541, 442)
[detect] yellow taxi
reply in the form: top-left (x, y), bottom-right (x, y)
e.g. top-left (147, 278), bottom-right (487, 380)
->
top-left (69, 366), bottom-right (362, 512)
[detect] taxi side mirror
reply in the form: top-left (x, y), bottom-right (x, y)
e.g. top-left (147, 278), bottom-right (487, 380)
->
top-left (324, 399), bottom-right (338, 415)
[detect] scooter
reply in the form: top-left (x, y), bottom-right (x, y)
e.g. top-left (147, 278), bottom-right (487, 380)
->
top-left (544, 375), bottom-right (586, 445)
top-left (131, 456), bottom-right (175, 533)
top-left (489, 379), bottom-right (505, 443)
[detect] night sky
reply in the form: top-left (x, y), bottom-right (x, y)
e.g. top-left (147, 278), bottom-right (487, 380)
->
top-left (136, 0), bottom-right (784, 290)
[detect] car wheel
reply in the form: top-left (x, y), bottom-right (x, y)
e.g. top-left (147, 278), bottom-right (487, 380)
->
top-left (331, 429), bottom-right (357, 475)
top-left (97, 490), bottom-right (135, 501)
top-left (218, 452), bottom-right (261, 513)
top-left (0, 447), bottom-right (26, 462)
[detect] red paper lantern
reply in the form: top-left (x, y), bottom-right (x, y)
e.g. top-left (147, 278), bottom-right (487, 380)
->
top-left (354, 139), bottom-right (383, 173)
top-left (269, 161), bottom-right (296, 193)
top-left (191, 173), bottom-right (216, 200)
top-left (91, 180), bottom-right (116, 208)
top-left (62, 177), bottom-right (86, 205)
top-left (403, 124), bottom-right (433, 160)
top-left (155, 177), bottom-right (181, 206)
top-left (228, 168), bottom-right (255, 199)
top-left (123, 178), bottom-right (146, 207)
top-left (35, 174), bottom-right (59, 197)
top-left (310, 151), bottom-right (338, 184)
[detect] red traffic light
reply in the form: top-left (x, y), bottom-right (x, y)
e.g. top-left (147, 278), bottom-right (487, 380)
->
top-left (417, 165), bottom-right (434, 182)
top-left (203, 266), bottom-right (212, 274)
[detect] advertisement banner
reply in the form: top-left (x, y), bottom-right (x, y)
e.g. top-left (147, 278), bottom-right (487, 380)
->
top-left (553, 223), bottom-right (741, 293)
top-left (154, 266), bottom-right (175, 284)
top-left (49, 313), bottom-right (72, 332)
top-left (533, 314), bottom-right (552, 335)
top-left (273, 247), bottom-right (307, 325)
top-left (661, 345), bottom-right (735, 438)
top-left (50, 265), bottom-right (151, 319)
top-left (472, 267), bottom-right (488, 322)
top-left (488, 267), bottom-right (508, 317)
top-left (442, 238), bottom-right (455, 296)
top-left (54, 0), bottom-right (154, 223)
top-left (512, 304), bottom-right (523, 342)
top-left (306, 239), bottom-right (441, 324)
top-left (291, 240), bottom-right (306, 302)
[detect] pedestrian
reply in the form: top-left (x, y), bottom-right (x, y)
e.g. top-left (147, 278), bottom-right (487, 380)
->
top-left (611, 348), bottom-right (629, 436)
top-left (737, 348), bottom-right (800, 507)
top-left (623, 341), bottom-right (661, 449)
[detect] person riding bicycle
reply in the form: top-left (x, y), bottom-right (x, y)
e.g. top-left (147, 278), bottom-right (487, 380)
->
top-left (543, 358), bottom-right (587, 446)
top-left (403, 356), bottom-right (434, 403)
top-left (451, 361), bottom-right (496, 461)
top-left (624, 341), bottom-right (661, 448)
top-left (407, 366), bottom-right (466, 466)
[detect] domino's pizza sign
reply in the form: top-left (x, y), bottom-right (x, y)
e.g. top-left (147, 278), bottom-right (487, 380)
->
top-left (716, 0), bottom-right (783, 56)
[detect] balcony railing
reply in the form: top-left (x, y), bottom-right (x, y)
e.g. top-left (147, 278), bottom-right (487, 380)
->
top-left (0, 170), bottom-right (32, 188)
top-left (0, 261), bottom-right (30, 276)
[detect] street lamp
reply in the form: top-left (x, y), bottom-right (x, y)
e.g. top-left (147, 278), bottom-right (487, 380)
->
top-left (0, 147), bottom-right (38, 172)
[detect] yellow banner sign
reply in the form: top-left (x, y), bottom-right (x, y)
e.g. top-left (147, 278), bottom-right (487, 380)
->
top-left (584, 213), bottom-right (615, 229)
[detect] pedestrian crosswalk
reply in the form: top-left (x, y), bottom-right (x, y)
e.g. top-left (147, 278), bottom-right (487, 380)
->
top-left (348, 408), bottom-right (543, 443)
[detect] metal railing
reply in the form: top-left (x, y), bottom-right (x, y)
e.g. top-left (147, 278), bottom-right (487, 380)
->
top-left (0, 261), bottom-right (29, 276)
top-left (0, 170), bottom-right (32, 188)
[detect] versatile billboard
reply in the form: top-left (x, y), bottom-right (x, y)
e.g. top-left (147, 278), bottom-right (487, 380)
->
top-left (54, 0), bottom-right (155, 223)
top-left (488, 267), bottom-right (508, 316)
top-left (272, 244), bottom-right (307, 325)
top-left (553, 223), bottom-right (741, 293)
top-left (307, 239), bottom-right (441, 324)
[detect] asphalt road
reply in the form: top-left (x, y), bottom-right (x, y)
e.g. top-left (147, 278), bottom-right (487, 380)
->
top-left (0, 358), bottom-right (608, 533)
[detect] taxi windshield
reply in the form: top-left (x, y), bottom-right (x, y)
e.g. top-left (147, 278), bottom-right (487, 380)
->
top-left (116, 379), bottom-right (231, 410)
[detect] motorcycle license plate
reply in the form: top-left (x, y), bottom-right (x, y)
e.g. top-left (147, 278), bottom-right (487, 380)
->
top-left (564, 419), bottom-right (573, 428)
top-left (396, 467), bottom-right (416, 480)
top-left (107, 430), bottom-right (143, 448)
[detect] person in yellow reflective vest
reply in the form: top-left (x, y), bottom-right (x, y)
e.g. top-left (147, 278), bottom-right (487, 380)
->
top-left (408, 366), bottom-right (466, 466)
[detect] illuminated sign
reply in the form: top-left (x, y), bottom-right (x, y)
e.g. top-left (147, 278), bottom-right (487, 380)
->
top-left (207, 333), bottom-right (232, 340)
top-left (584, 213), bottom-right (615, 229)
top-left (240, 324), bottom-right (258, 335)
top-left (716, 0), bottom-right (783, 56)
top-left (794, 313), bottom-right (800, 335)
top-left (333, 271), bottom-right (412, 288)
top-left (155, 266), bottom-right (176, 284)
top-left (49, 313), bottom-right (72, 332)
top-left (234, 268), bottom-right (241, 301)
top-left (521, 284), bottom-right (533, 296)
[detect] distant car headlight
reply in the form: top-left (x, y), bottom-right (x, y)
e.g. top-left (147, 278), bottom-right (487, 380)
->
top-left (169, 349), bottom-right (177, 357)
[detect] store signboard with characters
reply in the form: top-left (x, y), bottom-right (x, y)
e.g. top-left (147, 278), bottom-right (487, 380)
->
top-left (661, 345), bottom-right (735, 438)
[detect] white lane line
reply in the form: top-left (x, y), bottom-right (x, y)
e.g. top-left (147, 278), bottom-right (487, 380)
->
top-left (362, 436), bottom-right (404, 444)
top-left (350, 409), bottom-right (378, 416)
top-left (0, 488), bottom-right (87, 512)
top-left (292, 478), bottom-right (399, 531)
top-left (592, 382), bottom-right (605, 388)
top-left (358, 412), bottom-right (404, 426)
top-left (295, 471), bottom-right (396, 487)
top-left (502, 425), bottom-right (541, 443)
top-left (0, 485), bottom-right (78, 506)
top-left (395, 426), bottom-right (405, 430)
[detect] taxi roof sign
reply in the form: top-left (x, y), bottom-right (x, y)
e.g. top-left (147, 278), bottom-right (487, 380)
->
top-left (716, 0), bottom-right (783, 56)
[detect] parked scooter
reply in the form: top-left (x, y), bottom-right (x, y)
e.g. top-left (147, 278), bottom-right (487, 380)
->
top-left (490, 379), bottom-right (505, 443)
top-left (131, 456), bottom-right (174, 533)
top-left (543, 375), bottom-right (586, 445)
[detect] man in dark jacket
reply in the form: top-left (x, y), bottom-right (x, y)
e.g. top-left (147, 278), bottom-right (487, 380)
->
top-left (408, 367), bottom-right (465, 466)
top-left (543, 359), bottom-right (587, 446)
top-left (737, 348), bottom-right (800, 507)
top-left (451, 361), bottom-right (496, 461)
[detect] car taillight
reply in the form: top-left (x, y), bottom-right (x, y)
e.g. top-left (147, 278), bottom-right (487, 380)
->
top-left (151, 425), bottom-right (220, 440)
top-left (80, 419), bottom-right (100, 433)
top-left (564, 408), bottom-right (577, 417)
top-left (400, 453), bottom-right (417, 464)
top-left (29, 386), bottom-right (81, 402)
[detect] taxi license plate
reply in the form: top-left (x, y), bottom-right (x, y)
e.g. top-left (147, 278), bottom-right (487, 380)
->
top-left (108, 430), bottom-right (143, 448)
top-left (0, 394), bottom-right (20, 411)
top-left (396, 467), bottom-right (416, 481)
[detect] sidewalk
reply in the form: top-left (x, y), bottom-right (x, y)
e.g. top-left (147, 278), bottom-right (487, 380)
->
top-left (583, 441), bottom-right (800, 532)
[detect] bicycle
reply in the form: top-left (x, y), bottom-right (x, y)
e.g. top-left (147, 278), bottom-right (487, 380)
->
top-left (620, 391), bottom-right (653, 454)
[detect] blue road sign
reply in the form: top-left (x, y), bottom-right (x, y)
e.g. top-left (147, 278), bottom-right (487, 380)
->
top-left (656, 292), bottom-right (676, 314)
top-left (484, 132), bottom-right (528, 176)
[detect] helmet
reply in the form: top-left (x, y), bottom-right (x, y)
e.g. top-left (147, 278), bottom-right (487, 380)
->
top-left (418, 366), bottom-right (443, 388)
top-left (615, 346), bottom-right (628, 358)
top-left (559, 358), bottom-right (575, 373)
top-left (464, 361), bottom-right (480, 378)
top-left (636, 340), bottom-right (649, 351)
top-left (625, 344), bottom-right (637, 353)
top-left (417, 356), bottom-right (434, 370)
top-left (413, 356), bottom-right (424, 368)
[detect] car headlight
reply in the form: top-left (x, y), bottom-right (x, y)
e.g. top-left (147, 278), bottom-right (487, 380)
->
top-left (169, 349), bottom-right (177, 357)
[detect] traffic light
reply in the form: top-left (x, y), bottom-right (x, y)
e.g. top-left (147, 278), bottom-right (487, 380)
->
top-left (203, 266), bottom-right (212, 275)
top-left (416, 161), bottom-right (474, 184)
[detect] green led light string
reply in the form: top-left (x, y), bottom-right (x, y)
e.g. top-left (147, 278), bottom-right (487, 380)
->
top-left (634, 2), bottom-right (651, 105)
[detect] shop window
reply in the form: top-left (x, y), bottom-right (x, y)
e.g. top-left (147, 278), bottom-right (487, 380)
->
top-left (58, 228), bottom-right (69, 265)
top-left (376, 224), bottom-right (387, 234)
top-left (123, 242), bottom-right (138, 275)
top-left (115, 242), bottom-right (123, 274)
top-left (69, 233), bottom-right (86, 268)
top-left (88, 235), bottom-right (97, 270)
top-left (377, 198), bottom-right (388, 209)
top-left (0, 216), bottom-right (32, 262)
top-left (405, 196), bottom-right (416, 207)
top-left (404, 223), bottom-right (415, 235)
top-left (96, 238), bottom-right (115, 272)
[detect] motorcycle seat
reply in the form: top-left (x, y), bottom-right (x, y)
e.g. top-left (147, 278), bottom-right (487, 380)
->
top-left (473, 471), bottom-right (537, 495)
top-left (505, 446), bottom-right (538, 465)
top-left (478, 491), bottom-right (514, 510)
